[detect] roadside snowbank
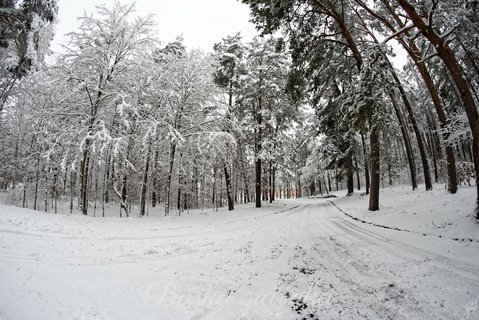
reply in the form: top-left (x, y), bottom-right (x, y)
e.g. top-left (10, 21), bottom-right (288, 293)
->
top-left (331, 185), bottom-right (479, 241)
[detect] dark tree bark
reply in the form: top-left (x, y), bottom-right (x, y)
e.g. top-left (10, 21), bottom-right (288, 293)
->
top-left (255, 156), bottom-right (262, 208)
top-left (354, 156), bottom-right (361, 191)
top-left (79, 146), bottom-right (90, 215)
top-left (165, 143), bottom-right (176, 215)
top-left (369, 123), bottom-right (380, 211)
top-left (269, 161), bottom-right (273, 203)
top-left (151, 150), bottom-right (159, 207)
top-left (347, 157), bottom-right (354, 195)
top-left (255, 97), bottom-right (263, 208)
top-left (120, 174), bottom-right (128, 217)
top-left (224, 163), bottom-right (234, 210)
top-left (272, 166), bottom-right (276, 201)
top-left (327, 171), bottom-right (332, 192)
top-left (140, 141), bottom-right (152, 216)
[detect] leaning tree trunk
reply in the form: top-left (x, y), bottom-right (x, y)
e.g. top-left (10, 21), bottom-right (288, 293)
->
top-left (389, 92), bottom-right (417, 190)
top-left (363, 25), bottom-right (428, 191)
top-left (381, 0), bottom-right (459, 193)
top-left (386, 61), bottom-right (432, 190)
top-left (397, 0), bottom-right (479, 218)
top-left (359, 0), bottom-right (458, 193)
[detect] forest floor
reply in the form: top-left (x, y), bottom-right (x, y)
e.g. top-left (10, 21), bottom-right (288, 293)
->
top-left (0, 185), bottom-right (479, 320)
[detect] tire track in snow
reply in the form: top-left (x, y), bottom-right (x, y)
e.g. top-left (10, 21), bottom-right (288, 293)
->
top-left (300, 204), bottom-right (434, 320)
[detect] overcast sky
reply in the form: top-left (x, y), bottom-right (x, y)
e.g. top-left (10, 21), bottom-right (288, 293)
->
top-left (51, 0), bottom-right (407, 66)
top-left (51, 0), bottom-right (259, 53)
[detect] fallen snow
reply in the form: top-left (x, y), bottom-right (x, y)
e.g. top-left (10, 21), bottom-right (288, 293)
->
top-left (331, 185), bottom-right (479, 242)
top-left (1, 186), bottom-right (479, 320)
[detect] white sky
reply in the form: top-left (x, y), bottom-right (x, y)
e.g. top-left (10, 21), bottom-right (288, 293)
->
top-left (51, 0), bottom-right (259, 53)
top-left (50, 0), bottom-right (407, 66)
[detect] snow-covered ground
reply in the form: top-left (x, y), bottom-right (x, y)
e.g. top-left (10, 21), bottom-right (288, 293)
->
top-left (331, 185), bottom-right (479, 241)
top-left (1, 186), bottom-right (479, 320)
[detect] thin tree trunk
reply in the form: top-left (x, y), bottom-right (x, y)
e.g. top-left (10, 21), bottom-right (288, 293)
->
top-left (79, 138), bottom-right (91, 215)
top-left (363, 23), bottom-right (427, 191)
top-left (224, 163), bottom-right (234, 211)
top-left (255, 157), bottom-right (262, 208)
top-left (387, 65), bottom-right (432, 190)
top-left (369, 123), bottom-right (380, 211)
top-left (361, 133), bottom-right (370, 195)
top-left (354, 156), bottom-right (361, 191)
top-left (33, 158), bottom-right (41, 211)
top-left (390, 92), bottom-right (417, 190)
top-left (151, 149), bottom-right (159, 208)
top-left (255, 97), bottom-right (263, 208)
top-left (362, 0), bottom-right (458, 194)
top-left (165, 143), bottom-right (176, 215)
top-left (93, 173), bottom-right (99, 217)
top-left (70, 171), bottom-right (75, 214)
top-left (44, 169), bottom-right (48, 212)
top-left (140, 141), bottom-right (152, 216)
top-left (120, 173), bottom-right (128, 218)
top-left (347, 157), bottom-right (354, 195)
top-left (269, 161), bottom-right (273, 203)
top-left (272, 166), bottom-right (276, 201)
top-left (399, 1), bottom-right (475, 201)
top-left (327, 171), bottom-right (332, 192)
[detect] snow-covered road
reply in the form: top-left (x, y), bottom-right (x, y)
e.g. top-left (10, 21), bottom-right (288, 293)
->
top-left (1, 198), bottom-right (479, 319)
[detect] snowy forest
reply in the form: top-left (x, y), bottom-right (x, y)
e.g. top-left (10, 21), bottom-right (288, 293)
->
top-left (1, 1), bottom-right (479, 319)
top-left (0, 0), bottom-right (478, 219)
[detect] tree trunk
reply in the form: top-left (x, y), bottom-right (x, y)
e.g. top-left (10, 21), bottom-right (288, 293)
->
top-left (255, 97), bottom-right (263, 208)
top-left (238, 144), bottom-right (250, 203)
top-left (269, 161), bottom-right (273, 203)
top-left (363, 0), bottom-right (458, 193)
top-left (255, 157), bottom-right (262, 207)
top-left (390, 92), bottom-right (417, 190)
top-left (399, 1), bottom-right (477, 208)
top-left (79, 146), bottom-right (91, 215)
top-left (354, 156), bottom-right (361, 191)
top-left (387, 61), bottom-right (431, 190)
top-left (120, 174), bottom-right (128, 217)
top-left (361, 133), bottom-right (370, 195)
top-left (70, 171), bottom-right (75, 214)
top-left (165, 143), bottom-right (176, 215)
top-left (151, 150), bottom-right (159, 207)
top-left (272, 167), bottom-right (276, 201)
top-left (93, 171), bottom-right (98, 217)
top-left (224, 163), bottom-right (234, 211)
top-left (369, 122), bottom-right (380, 211)
top-left (347, 156), bottom-right (354, 195)
top-left (177, 175), bottom-right (182, 213)
top-left (327, 171), bottom-right (332, 192)
top-left (140, 141), bottom-right (152, 216)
